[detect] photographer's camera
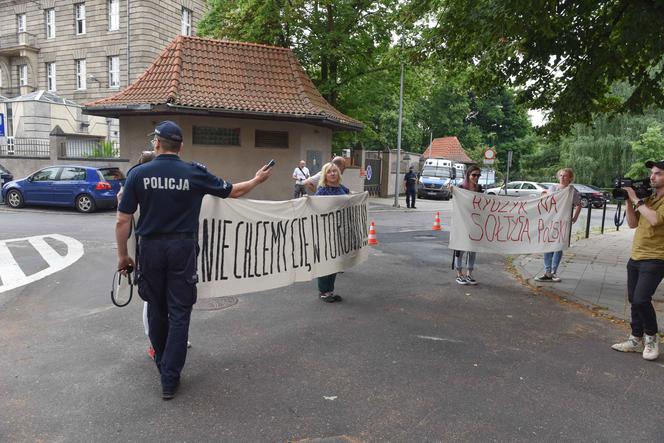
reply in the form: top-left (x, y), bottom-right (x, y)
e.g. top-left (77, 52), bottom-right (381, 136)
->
top-left (612, 177), bottom-right (652, 200)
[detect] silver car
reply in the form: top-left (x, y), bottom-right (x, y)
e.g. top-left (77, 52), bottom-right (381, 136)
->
top-left (485, 181), bottom-right (549, 197)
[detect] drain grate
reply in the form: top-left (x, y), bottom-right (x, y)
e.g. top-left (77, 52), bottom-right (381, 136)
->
top-left (194, 296), bottom-right (238, 311)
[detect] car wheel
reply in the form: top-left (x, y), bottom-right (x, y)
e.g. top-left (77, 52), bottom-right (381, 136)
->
top-left (592, 202), bottom-right (604, 209)
top-left (75, 194), bottom-right (97, 213)
top-left (580, 197), bottom-right (589, 208)
top-left (6, 189), bottom-right (24, 208)
top-left (487, 192), bottom-right (495, 195)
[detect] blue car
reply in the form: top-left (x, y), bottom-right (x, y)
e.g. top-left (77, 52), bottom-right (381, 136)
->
top-left (1, 165), bottom-right (124, 213)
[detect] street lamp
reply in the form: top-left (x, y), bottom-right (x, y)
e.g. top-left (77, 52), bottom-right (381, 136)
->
top-left (393, 59), bottom-right (404, 208)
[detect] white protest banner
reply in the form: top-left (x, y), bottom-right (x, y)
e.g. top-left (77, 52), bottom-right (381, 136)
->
top-left (120, 193), bottom-right (369, 300)
top-left (449, 187), bottom-right (573, 254)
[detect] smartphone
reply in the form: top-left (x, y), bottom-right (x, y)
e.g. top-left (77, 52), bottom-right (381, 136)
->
top-left (266, 159), bottom-right (276, 169)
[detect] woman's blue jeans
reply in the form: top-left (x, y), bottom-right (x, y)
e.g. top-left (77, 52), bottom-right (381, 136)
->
top-left (543, 250), bottom-right (563, 273)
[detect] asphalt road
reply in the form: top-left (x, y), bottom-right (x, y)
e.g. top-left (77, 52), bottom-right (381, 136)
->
top-left (1, 202), bottom-right (664, 442)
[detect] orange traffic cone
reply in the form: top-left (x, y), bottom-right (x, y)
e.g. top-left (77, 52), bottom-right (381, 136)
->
top-left (368, 221), bottom-right (379, 245)
top-left (432, 211), bottom-right (442, 231)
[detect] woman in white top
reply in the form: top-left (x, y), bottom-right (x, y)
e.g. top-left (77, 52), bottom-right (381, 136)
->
top-left (534, 167), bottom-right (582, 282)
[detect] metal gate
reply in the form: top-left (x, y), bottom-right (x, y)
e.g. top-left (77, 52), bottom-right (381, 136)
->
top-left (306, 150), bottom-right (323, 175)
top-left (364, 158), bottom-right (381, 196)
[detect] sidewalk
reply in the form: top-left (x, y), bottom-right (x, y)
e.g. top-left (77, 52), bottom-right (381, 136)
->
top-left (514, 229), bottom-right (664, 326)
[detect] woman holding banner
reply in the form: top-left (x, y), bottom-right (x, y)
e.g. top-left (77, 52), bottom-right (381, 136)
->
top-left (315, 162), bottom-right (350, 302)
top-left (454, 165), bottom-right (483, 285)
top-left (534, 167), bottom-right (582, 282)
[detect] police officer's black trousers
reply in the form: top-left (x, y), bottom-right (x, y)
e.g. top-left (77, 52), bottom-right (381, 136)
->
top-left (405, 187), bottom-right (416, 208)
top-left (137, 237), bottom-right (198, 390)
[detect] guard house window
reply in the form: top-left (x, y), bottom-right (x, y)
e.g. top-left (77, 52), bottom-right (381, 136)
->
top-left (192, 126), bottom-right (240, 146)
top-left (18, 65), bottom-right (28, 86)
top-left (181, 8), bottom-right (192, 36)
top-left (45, 8), bottom-right (56, 39)
top-left (47, 62), bottom-right (57, 91)
top-left (75, 3), bottom-right (86, 35)
top-left (17, 14), bottom-right (26, 32)
top-left (255, 130), bottom-right (289, 149)
top-left (108, 0), bottom-right (119, 31)
top-left (108, 56), bottom-right (120, 88)
top-left (75, 59), bottom-right (86, 90)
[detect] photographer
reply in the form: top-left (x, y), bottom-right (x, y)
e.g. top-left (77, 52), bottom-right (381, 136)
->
top-left (612, 160), bottom-right (664, 361)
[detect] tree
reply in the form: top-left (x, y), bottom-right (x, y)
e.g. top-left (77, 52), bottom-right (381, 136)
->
top-left (198, 0), bottom-right (400, 107)
top-left (627, 125), bottom-right (664, 178)
top-left (420, 0), bottom-right (664, 133)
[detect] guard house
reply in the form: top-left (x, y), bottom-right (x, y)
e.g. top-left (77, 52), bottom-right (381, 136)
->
top-left (83, 35), bottom-right (363, 200)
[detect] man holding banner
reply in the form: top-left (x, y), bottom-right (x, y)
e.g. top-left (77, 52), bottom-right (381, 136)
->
top-left (115, 120), bottom-right (272, 400)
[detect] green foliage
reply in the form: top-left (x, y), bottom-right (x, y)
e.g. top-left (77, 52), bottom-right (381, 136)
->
top-left (627, 125), bottom-right (664, 178)
top-left (88, 140), bottom-right (119, 158)
top-left (197, 0), bottom-right (664, 184)
top-left (198, 0), bottom-right (400, 107)
top-left (422, 0), bottom-right (664, 134)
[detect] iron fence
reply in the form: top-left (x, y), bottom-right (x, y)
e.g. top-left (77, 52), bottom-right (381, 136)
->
top-left (0, 137), bottom-right (49, 157)
top-left (61, 138), bottom-right (120, 158)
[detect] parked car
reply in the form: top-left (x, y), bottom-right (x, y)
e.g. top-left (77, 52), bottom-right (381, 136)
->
top-left (573, 184), bottom-right (608, 208)
top-left (0, 163), bottom-right (13, 187)
top-left (485, 181), bottom-right (549, 197)
top-left (1, 165), bottom-right (125, 213)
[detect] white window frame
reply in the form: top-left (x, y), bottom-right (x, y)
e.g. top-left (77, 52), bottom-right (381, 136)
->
top-left (18, 65), bottom-right (28, 86)
top-left (46, 8), bottom-right (56, 39)
top-left (181, 7), bottom-right (192, 36)
top-left (108, 0), bottom-right (119, 31)
top-left (17, 13), bottom-right (26, 33)
top-left (47, 62), bottom-right (57, 91)
top-left (75, 59), bottom-right (86, 90)
top-left (75, 3), bottom-right (86, 35)
top-left (108, 56), bottom-right (120, 88)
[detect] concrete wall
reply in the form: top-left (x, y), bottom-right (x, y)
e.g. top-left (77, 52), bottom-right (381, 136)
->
top-left (120, 115), bottom-right (333, 201)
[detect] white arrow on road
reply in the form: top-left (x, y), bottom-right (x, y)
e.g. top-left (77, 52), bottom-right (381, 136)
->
top-left (0, 234), bottom-right (84, 293)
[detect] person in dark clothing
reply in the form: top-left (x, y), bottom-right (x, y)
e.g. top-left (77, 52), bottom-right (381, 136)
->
top-left (116, 120), bottom-right (271, 399)
top-left (404, 166), bottom-right (418, 208)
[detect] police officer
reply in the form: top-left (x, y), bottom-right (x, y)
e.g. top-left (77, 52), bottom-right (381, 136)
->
top-left (403, 166), bottom-right (417, 208)
top-left (116, 120), bottom-right (271, 399)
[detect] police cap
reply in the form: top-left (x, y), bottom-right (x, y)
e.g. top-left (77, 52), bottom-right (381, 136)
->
top-left (149, 120), bottom-right (183, 142)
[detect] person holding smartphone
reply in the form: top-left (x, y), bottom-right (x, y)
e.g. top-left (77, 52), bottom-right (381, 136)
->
top-left (116, 120), bottom-right (272, 400)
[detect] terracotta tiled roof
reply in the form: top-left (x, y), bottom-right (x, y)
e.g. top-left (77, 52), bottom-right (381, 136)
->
top-left (421, 136), bottom-right (473, 163)
top-left (84, 36), bottom-right (363, 131)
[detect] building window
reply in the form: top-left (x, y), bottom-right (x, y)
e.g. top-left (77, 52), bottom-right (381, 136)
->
top-left (108, 0), bottom-right (119, 31)
top-left (108, 56), bottom-right (120, 88)
top-left (255, 130), bottom-right (289, 149)
top-left (75, 3), bottom-right (86, 35)
top-left (17, 13), bottom-right (26, 32)
top-left (45, 8), bottom-right (56, 39)
top-left (181, 8), bottom-right (192, 36)
top-left (192, 126), bottom-right (240, 146)
top-left (75, 59), bottom-right (86, 90)
top-left (47, 62), bottom-right (57, 91)
top-left (18, 65), bottom-right (28, 86)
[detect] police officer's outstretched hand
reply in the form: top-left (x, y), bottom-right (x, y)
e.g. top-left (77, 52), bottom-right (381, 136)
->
top-left (229, 163), bottom-right (272, 198)
top-left (255, 164), bottom-right (272, 183)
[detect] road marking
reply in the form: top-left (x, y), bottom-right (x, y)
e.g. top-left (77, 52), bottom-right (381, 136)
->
top-left (0, 234), bottom-right (84, 293)
top-left (414, 335), bottom-right (463, 343)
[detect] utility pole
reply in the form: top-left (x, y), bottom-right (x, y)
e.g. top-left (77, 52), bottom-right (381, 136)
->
top-left (393, 59), bottom-right (404, 208)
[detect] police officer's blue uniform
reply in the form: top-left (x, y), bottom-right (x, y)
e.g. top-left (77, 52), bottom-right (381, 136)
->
top-left (119, 152), bottom-right (232, 395)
